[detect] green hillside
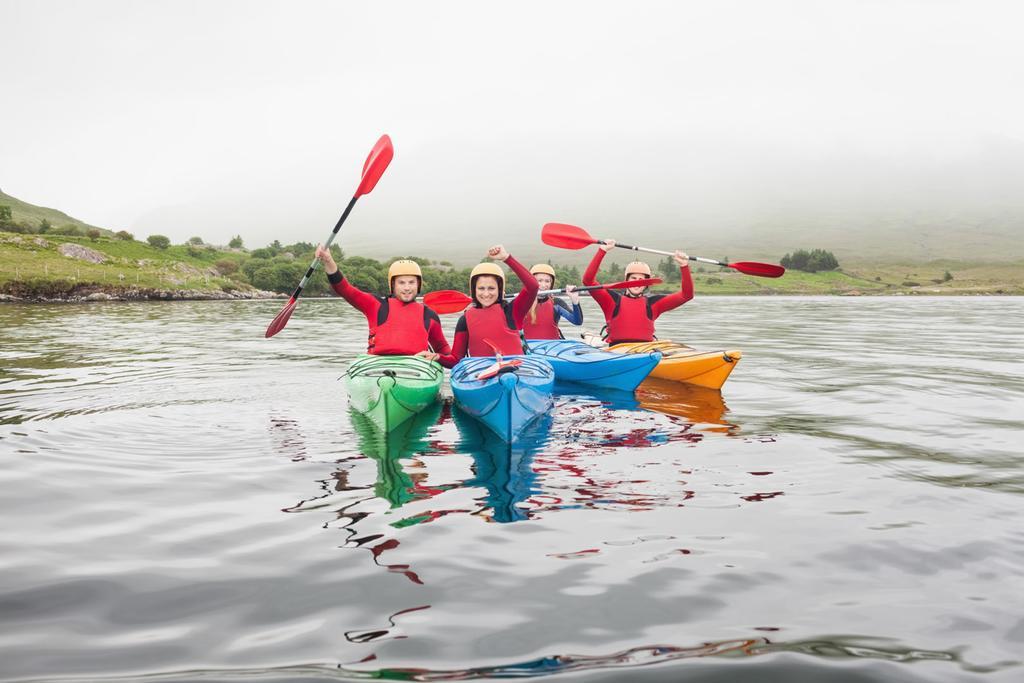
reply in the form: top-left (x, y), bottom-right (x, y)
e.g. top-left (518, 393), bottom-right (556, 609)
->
top-left (0, 230), bottom-right (257, 299)
top-left (0, 188), bottom-right (108, 235)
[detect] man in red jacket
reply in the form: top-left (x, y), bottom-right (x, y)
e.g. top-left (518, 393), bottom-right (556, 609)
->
top-left (315, 245), bottom-right (451, 358)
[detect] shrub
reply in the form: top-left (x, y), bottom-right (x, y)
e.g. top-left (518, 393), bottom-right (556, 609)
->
top-left (188, 236), bottom-right (204, 245)
top-left (780, 249), bottom-right (840, 273)
top-left (115, 230), bottom-right (134, 240)
top-left (147, 234), bottom-right (171, 249)
top-left (215, 259), bottom-right (239, 275)
top-left (704, 276), bottom-right (723, 285)
top-left (902, 281), bottom-right (920, 287)
top-left (228, 235), bottom-right (244, 249)
top-left (87, 229), bottom-right (101, 241)
top-left (943, 270), bottom-right (953, 282)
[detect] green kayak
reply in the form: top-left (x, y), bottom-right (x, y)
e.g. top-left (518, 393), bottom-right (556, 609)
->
top-left (345, 354), bottom-right (443, 433)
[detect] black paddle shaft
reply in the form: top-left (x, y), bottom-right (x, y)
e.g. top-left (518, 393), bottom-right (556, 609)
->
top-left (289, 195), bottom-right (359, 299)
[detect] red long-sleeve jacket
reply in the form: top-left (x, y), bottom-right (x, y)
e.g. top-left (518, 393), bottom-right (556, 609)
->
top-left (328, 271), bottom-right (451, 355)
top-left (582, 249), bottom-right (694, 343)
top-left (439, 256), bottom-right (538, 368)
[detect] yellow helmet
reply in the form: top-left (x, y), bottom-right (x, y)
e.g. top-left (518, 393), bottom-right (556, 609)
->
top-left (388, 259), bottom-right (422, 293)
top-left (624, 261), bottom-right (652, 278)
top-left (530, 263), bottom-right (556, 280)
top-left (470, 262), bottom-right (505, 300)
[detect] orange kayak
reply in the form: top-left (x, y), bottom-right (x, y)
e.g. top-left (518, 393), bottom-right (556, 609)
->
top-left (608, 341), bottom-right (742, 390)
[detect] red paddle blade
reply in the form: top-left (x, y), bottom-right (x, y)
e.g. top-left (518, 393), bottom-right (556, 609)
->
top-left (729, 261), bottom-right (786, 278)
top-left (605, 277), bottom-right (662, 289)
top-left (265, 297), bottom-right (298, 338)
top-left (541, 223), bottom-right (599, 250)
top-left (476, 359), bottom-right (523, 380)
top-left (423, 290), bottom-right (472, 314)
top-left (355, 134), bottom-right (394, 197)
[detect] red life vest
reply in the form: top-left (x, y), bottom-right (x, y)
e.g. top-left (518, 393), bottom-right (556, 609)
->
top-left (369, 298), bottom-right (433, 355)
top-left (605, 294), bottom-right (655, 344)
top-left (521, 297), bottom-right (561, 340)
top-left (464, 303), bottom-right (524, 356)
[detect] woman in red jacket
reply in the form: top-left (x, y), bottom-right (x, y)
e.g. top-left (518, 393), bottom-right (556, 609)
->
top-left (520, 263), bottom-right (583, 340)
top-left (440, 244), bottom-right (538, 368)
top-left (315, 245), bottom-right (451, 358)
top-left (582, 239), bottom-right (693, 344)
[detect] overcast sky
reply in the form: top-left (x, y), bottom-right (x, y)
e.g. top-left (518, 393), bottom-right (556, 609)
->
top-left (3, 0), bottom-right (1023, 256)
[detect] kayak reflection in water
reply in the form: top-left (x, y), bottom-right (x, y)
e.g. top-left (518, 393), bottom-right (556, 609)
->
top-left (315, 244), bottom-right (450, 360)
top-left (521, 263), bottom-right (583, 340)
top-left (583, 239), bottom-right (693, 344)
top-left (455, 408), bottom-right (551, 523)
top-left (348, 402), bottom-right (448, 510)
top-left (438, 244), bottom-right (539, 368)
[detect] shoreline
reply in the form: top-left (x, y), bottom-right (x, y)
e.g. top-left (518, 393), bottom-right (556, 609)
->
top-left (0, 284), bottom-right (283, 304)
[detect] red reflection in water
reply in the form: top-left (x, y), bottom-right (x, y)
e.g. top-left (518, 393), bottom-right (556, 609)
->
top-left (741, 491), bottom-right (785, 502)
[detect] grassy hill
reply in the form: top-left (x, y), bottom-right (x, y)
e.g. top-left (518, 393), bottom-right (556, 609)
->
top-left (0, 231), bottom-right (257, 299)
top-left (0, 189), bottom-right (108, 235)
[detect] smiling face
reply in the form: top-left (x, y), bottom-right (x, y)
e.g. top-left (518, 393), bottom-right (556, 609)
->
top-left (535, 273), bottom-right (554, 290)
top-left (474, 275), bottom-right (501, 307)
top-left (626, 272), bottom-right (648, 296)
top-left (392, 275), bottom-right (419, 302)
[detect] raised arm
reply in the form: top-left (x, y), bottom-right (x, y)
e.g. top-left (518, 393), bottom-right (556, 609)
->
top-left (553, 296), bottom-right (583, 326)
top-left (650, 252), bottom-right (694, 319)
top-left (317, 244), bottom-right (380, 317)
top-left (505, 255), bottom-right (539, 326)
top-left (583, 243), bottom-right (615, 319)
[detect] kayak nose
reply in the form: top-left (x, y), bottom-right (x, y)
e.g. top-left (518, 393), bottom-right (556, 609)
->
top-left (499, 371), bottom-right (518, 389)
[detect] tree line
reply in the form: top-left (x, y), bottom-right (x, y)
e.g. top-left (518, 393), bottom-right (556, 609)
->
top-left (235, 242), bottom-right (597, 297)
top-left (780, 248), bottom-right (840, 273)
top-left (4, 207), bottom-right (835, 292)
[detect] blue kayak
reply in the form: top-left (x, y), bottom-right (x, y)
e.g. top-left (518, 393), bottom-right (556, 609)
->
top-left (450, 356), bottom-right (555, 442)
top-left (524, 339), bottom-right (661, 392)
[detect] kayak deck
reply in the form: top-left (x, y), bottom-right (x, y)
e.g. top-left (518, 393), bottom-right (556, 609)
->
top-left (609, 341), bottom-right (742, 390)
top-left (450, 356), bottom-right (555, 442)
top-left (525, 339), bottom-right (660, 392)
top-left (345, 354), bottom-right (443, 433)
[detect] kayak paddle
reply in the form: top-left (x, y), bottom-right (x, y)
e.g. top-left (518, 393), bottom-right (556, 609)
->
top-left (541, 222), bottom-right (786, 278)
top-left (423, 277), bottom-right (664, 315)
top-left (264, 135), bottom-right (395, 338)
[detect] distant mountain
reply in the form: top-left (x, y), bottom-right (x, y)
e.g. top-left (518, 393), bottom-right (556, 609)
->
top-left (0, 188), bottom-right (108, 234)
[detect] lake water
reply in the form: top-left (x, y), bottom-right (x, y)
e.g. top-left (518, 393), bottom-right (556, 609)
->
top-left (1, 296), bottom-right (1022, 683)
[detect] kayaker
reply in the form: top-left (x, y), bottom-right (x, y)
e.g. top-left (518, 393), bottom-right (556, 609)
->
top-left (582, 239), bottom-right (693, 344)
top-left (439, 245), bottom-right (539, 367)
top-left (315, 245), bottom-right (451, 358)
top-left (521, 264), bottom-right (583, 340)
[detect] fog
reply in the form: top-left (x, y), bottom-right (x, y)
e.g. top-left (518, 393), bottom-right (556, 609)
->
top-left (3, 0), bottom-right (1023, 261)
